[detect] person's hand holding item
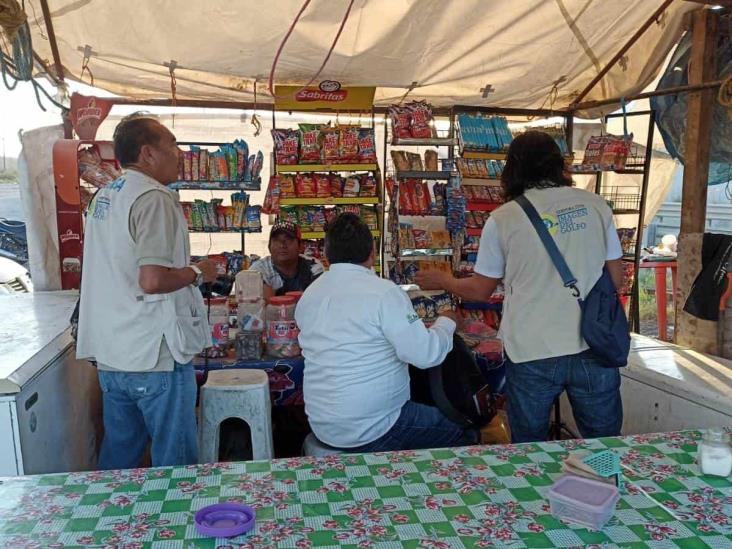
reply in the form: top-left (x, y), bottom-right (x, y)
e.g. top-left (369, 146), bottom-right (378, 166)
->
top-left (194, 259), bottom-right (218, 284)
top-left (415, 269), bottom-right (452, 291)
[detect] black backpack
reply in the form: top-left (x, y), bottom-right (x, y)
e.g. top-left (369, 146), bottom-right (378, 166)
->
top-left (410, 334), bottom-right (496, 428)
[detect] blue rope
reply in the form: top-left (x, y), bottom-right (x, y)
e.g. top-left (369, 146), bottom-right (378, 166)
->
top-left (12, 21), bottom-right (32, 80)
top-left (0, 21), bottom-right (65, 111)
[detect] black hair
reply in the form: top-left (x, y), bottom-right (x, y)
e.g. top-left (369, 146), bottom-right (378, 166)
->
top-left (325, 213), bottom-right (373, 265)
top-left (501, 130), bottom-right (572, 201)
top-left (113, 113), bottom-right (163, 167)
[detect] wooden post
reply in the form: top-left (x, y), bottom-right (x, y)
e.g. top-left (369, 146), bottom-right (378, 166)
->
top-left (675, 8), bottom-right (719, 352)
top-left (680, 9), bottom-right (717, 235)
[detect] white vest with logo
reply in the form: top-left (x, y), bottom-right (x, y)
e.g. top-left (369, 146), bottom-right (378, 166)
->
top-left (76, 170), bottom-right (210, 370)
top-left (491, 187), bottom-right (611, 363)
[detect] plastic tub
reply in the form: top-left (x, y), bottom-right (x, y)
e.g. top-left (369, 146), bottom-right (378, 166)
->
top-left (547, 474), bottom-right (619, 530)
top-left (285, 291), bottom-right (304, 302)
top-left (265, 296), bottom-right (300, 358)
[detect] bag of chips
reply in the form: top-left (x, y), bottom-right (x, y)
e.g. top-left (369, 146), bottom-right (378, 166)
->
top-left (315, 175), bottom-right (331, 198)
top-left (279, 175), bottom-right (296, 198)
top-left (399, 180), bottom-right (416, 214)
top-left (295, 174), bottom-right (317, 198)
top-left (431, 230), bottom-right (451, 249)
top-left (414, 181), bottom-right (431, 213)
top-left (408, 100), bottom-right (434, 139)
top-left (279, 205), bottom-right (299, 226)
top-left (343, 176), bottom-right (360, 198)
top-left (298, 124), bottom-right (321, 164)
top-left (433, 183), bottom-right (446, 213)
top-left (182, 151), bottom-right (192, 181)
top-left (321, 127), bottom-right (340, 164)
top-left (272, 129), bottom-right (299, 165)
top-left (385, 176), bottom-right (397, 199)
top-left (360, 206), bottom-right (378, 230)
top-left (338, 126), bottom-right (360, 163)
top-left (246, 206), bottom-right (262, 232)
top-left (407, 152), bottom-right (423, 171)
top-left (251, 151), bottom-right (264, 181)
top-left (399, 226), bottom-right (415, 249)
top-left (181, 203), bottom-right (193, 229)
top-left (390, 150), bottom-right (411, 172)
top-left (359, 175), bottom-right (377, 197)
top-left (424, 150), bottom-right (439, 171)
top-left (195, 149), bottom-right (207, 181)
top-left (297, 207), bottom-right (314, 232)
top-left (234, 140), bottom-right (249, 180)
top-left (311, 207), bottom-right (326, 231)
top-left (412, 229), bottom-right (430, 248)
top-left (262, 176), bottom-right (281, 215)
top-left (389, 105), bottom-right (412, 139)
top-left (357, 128), bottom-right (377, 163)
top-left (330, 175), bottom-right (344, 198)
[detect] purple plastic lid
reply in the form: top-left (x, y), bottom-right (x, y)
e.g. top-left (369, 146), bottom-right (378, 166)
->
top-left (194, 503), bottom-right (256, 538)
top-left (548, 474), bottom-right (619, 509)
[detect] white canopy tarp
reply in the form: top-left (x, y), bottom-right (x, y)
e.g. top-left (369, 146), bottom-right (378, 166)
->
top-left (30, 0), bottom-right (695, 114)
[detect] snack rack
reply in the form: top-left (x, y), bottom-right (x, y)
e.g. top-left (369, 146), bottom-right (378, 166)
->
top-left (269, 108), bottom-right (384, 273)
top-left (51, 139), bottom-right (265, 290)
top-left (53, 139), bottom-right (117, 289)
top-left (383, 110), bottom-right (459, 286)
top-left (174, 141), bottom-right (264, 253)
top-left (449, 109), bottom-right (512, 337)
top-left (573, 110), bottom-right (656, 331)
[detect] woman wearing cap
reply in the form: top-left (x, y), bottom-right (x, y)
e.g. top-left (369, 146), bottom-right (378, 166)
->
top-left (249, 221), bottom-right (324, 299)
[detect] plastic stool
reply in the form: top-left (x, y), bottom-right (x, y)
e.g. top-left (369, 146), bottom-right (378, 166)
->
top-left (199, 369), bottom-right (274, 462)
top-left (302, 432), bottom-right (344, 457)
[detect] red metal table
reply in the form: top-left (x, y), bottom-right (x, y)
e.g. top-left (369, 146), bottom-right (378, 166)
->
top-left (639, 260), bottom-right (678, 341)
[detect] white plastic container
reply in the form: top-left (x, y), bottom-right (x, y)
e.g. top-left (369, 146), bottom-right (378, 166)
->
top-left (547, 475), bottom-right (620, 530)
top-left (235, 271), bottom-right (265, 330)
top-left (698, 428), bottom-right (732, 477)
top-left (235, 270), bottom-right (263, 301)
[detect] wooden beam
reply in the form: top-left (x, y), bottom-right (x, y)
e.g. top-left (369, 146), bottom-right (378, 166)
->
top-left (680, 8), bottom-right (717, 234)
top-left (675, 7), bottom-right (719, 352)
top-left (570, 0), bottom-right (676, 108)
top-left (571, 80), bottom-right (722, 111)
top-left (38, 0), bottom-right (65, 81)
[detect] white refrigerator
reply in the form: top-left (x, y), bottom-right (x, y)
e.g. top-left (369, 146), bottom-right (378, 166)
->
top-left (0, 291), bottom-right (102, 476)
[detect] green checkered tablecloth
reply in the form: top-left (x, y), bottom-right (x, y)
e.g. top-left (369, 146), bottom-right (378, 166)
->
top-left (1, 430), bottom-right (731, 548)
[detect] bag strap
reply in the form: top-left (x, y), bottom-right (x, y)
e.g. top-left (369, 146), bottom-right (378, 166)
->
top-left (427, 366), bottom-right (473, 428)
top-left (515, 195), bottom-right (580, 298)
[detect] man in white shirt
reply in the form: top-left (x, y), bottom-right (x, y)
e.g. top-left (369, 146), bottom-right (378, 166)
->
top-left (296, 213), bottom-right (476, 452)
top-left (77, 114), bottom-right (217, 468)
top-left (417, 131), bottom-right (624, 443)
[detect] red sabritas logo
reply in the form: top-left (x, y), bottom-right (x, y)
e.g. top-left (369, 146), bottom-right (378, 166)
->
top-left (295, 88), bottom-right (348, 102)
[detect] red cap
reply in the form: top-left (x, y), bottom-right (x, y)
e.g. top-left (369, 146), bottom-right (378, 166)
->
top-left (270, 221), bottom-right (301, 241)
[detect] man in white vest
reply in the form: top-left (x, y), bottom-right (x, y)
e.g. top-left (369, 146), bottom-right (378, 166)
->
top-left (76, 114), bottom-right (217, 468)
top-left (417, 131), bottom-right (625, 444)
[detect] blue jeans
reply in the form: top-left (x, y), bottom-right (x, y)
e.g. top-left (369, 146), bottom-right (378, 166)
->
top-left (346, 401), bottom-right (477, 453)
top-left (505, 352), bottom-right (623, 443)
top-left (97, 362), bottom-right (198, 469)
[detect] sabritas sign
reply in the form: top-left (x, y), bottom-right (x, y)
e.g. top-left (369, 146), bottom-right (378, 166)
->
top-left (295, 88), bottom-right (347, 102)
top-left (276, 81), bottom-right (374, 111)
